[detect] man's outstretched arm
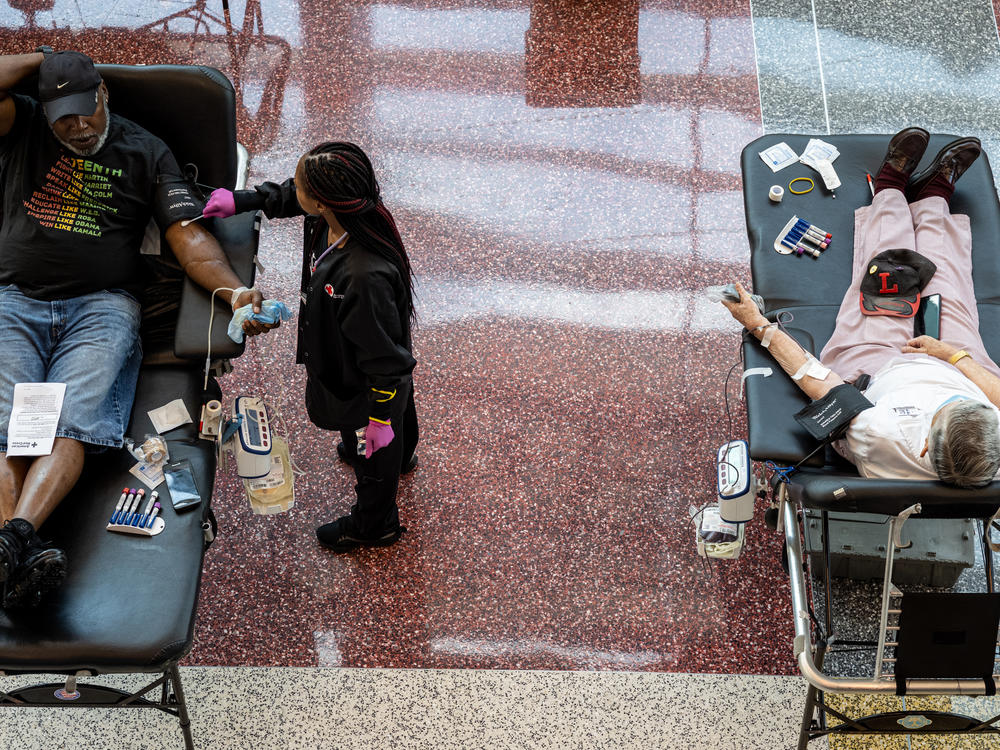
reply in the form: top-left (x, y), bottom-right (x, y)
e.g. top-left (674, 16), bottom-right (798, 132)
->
top-left (164, 221), bottom-right (277, 337)
top-left (722, 282), bottom-right (846, 401)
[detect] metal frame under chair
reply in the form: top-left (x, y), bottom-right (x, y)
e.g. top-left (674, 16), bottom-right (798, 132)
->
top-left (779, 483), bottom-right (1000, 748)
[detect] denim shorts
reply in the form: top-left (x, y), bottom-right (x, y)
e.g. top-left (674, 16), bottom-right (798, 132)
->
top-left (0, 285), bottom-right (142, 453)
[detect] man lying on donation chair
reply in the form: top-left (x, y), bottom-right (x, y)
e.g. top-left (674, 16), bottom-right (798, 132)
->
top-left (724, 127), bottom-right (1000, 488)
top-left (0, 49), bottom-right (268, 609)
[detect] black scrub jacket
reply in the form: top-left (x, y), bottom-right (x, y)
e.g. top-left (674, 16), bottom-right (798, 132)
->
top-left (233, 179), bottom-right (415, 428)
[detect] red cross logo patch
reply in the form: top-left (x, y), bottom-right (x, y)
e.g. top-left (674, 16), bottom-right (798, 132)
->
top-left (324, 284), bottom-right (335, 297)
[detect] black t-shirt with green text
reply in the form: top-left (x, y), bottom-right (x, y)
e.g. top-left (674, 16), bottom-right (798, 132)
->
top-left (0, 95), bottom-right (187, 300)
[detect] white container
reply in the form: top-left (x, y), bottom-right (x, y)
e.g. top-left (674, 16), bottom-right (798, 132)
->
top-left (717, 440), bottom-right (755, 523)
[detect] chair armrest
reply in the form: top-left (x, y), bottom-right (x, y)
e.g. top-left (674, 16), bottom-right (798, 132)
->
top-left (787, 469), bottom-right (1000, 519)
top-left (743, 324), bottom-right (818, 465)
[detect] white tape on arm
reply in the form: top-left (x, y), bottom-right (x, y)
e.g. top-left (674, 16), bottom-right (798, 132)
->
top-left (761, 324), bottom-right (778, 348)
top-left (792, 355), bottom-right (831, 382)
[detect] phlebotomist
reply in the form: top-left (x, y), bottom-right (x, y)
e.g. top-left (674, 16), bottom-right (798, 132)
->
top-left (205, 141), bottom-right (418, 552)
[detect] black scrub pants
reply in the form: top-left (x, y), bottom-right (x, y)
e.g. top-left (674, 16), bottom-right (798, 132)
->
top-left (338, 384), bottom-right (418, 537)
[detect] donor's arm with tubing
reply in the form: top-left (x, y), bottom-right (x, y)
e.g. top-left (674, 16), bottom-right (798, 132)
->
top-left (721, 282), bottom-right (846, 401)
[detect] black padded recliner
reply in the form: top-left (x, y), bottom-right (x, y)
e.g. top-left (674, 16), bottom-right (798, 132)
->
top-left (741, 135), bottom-right (1000, 750)
top-left (740, 134), bottom-right (1000, 520)
top-left (0, 64), bottom-right (259, 749)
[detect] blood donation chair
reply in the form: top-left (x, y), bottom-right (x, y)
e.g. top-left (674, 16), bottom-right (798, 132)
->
top-left (740, 134), bottom-right (1000, 748)
top-left (0, 64), bottom-right (258, 749)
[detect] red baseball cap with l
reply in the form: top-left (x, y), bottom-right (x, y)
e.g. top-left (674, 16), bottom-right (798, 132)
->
top-left (859, 249), bottom-right (937, 318)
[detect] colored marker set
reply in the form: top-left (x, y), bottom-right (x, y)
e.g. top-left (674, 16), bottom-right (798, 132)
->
top-left (772, 215), bottom-right (833, 258)
top-left (107, 487), bottom-right (165, 537)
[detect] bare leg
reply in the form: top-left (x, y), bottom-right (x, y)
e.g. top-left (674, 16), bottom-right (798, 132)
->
top-left (0, 455), bottom-right (30, 524)
top-left (11, 438), bottom-right (85, 529)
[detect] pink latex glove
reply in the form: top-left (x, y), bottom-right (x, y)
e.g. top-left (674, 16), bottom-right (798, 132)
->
top-left (364, 419), bottom-right (395, 458)
top-left (203, 188), bottom-right (236, 218)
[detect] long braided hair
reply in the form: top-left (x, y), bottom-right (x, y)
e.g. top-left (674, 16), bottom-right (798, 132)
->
top-left (299, 142), bottom-right (415, 323)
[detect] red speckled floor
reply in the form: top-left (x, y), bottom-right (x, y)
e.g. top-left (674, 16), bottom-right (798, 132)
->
top-left (4, 1), bottom-right (789, 673)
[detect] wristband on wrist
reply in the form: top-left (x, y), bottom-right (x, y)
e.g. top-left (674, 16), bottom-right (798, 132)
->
top-left (230, 286), bottom-right (252, 312)
top-left (948, 349), bottom-right (971, 366)
top-left (369, 416), bottom-right (391, 426)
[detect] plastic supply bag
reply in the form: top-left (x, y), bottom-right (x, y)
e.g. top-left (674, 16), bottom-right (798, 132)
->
top-left (163, 459), bottom-right (202, 512)
top-left (227, 300), bottom-right (293, 343)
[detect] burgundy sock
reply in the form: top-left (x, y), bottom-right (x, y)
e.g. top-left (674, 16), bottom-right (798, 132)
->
top-left (916, 171), bottom-right (954, 203)
top-left (873, 163), bottom-right (908, 194)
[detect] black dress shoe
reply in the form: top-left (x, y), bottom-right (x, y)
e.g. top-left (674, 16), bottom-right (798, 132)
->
top-left (906, 137), bottom-right (982, 201)
top-left (876, 126), bottom-right (930, 178)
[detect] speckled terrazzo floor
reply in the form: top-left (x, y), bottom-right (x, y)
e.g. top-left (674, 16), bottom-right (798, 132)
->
top-left (0, 669), bottom-right (810, 750)
top-left (4, 0), bottom-right (1000, 748)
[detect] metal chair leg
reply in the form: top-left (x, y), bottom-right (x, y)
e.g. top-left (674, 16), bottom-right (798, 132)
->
top-left (168, 663), bottom-right (195, 750)
top-left (798, 641), bottom-right (827, 750)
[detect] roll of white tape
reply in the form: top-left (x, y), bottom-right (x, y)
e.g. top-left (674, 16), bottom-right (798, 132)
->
top-left (202, 399), bottom-right (223, 437)
top-left (769, 185), bottom-right (784, 202)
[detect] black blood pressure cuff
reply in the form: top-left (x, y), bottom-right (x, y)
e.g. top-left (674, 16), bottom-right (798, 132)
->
top-left (154, 176), bottom-right (204, 228)
top-left (793, 383), bottom-right (874, 443)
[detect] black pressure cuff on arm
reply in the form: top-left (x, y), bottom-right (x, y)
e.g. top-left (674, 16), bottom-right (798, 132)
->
top-left (154, 177), bottom-right (203, 227)
top-left (793, 383), bottom-right (874, 442)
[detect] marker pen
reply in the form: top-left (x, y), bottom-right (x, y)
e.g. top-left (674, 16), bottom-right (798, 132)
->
top-left (126, 489), bottom-right (146, 525)
top-left (145, 502), bottom-right (162, 529)
top-left (111, 487), bottom-right (130, 524)
top-left (137, 491), bottom-right (158, 527)
top-left (795, 245), bottom-right (820, 258)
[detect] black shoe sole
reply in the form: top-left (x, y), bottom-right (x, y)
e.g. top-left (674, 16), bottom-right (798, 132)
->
top-left (4, 549), bottom-right (67, 609)
top-left (317, 526), bottom-right (406, 553)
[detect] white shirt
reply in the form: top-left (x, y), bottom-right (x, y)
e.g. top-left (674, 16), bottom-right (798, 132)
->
top-left (834, 356), bottom-right (1000, 480)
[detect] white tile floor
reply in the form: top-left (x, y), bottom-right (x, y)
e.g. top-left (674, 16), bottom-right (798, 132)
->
top-left (0, 668), bottom-right (812, 750)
